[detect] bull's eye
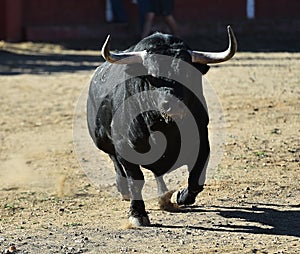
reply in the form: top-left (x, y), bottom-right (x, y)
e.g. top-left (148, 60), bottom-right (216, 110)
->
top-left (161, 101), bottom-right (171, 113)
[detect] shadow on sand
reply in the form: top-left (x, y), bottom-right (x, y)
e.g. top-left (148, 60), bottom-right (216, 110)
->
top-left (0, 50), bottom-right (102, 75)
top-left (151, 203), bottom-right (300, 238)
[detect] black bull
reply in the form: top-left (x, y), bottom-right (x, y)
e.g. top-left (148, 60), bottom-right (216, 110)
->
top-left (87, 26), bottom-right (237, 226)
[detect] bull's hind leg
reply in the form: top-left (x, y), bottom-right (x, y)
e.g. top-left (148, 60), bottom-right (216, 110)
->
top-left (109, 155), bottom-right (130, 201)
top-left (118, 158), bottom-right (150, 226)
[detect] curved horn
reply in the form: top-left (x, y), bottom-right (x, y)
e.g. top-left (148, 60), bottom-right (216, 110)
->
top-left (190, 26), bottom-right (237, 64)
top-left (101, 35), bottom-right (146, 64)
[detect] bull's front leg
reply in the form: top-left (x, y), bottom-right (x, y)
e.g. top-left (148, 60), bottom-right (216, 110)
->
top-left (172, 125), bottom-right (210, 206)
top-left (120, 159), bottom-right (150, 226)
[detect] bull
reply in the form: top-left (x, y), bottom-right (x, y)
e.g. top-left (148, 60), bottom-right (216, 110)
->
top-left (87, 26), bottom-right (237, 226)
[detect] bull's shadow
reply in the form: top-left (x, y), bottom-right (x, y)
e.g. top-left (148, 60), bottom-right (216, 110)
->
top-left (151, 203), bottom-right (300, 238)
top-left (0, 50), bottom-right (101, 75)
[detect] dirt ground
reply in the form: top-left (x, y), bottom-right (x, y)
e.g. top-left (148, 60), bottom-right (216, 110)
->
top-left (0, 41), bottom-right (299, 254)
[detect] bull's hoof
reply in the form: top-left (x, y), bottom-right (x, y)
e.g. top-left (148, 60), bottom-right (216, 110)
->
top-left (129, 215), bottom-right (150, 227)
top-left (170, 189), bottom-right (180, 205)
top-left (159, 190), bottom-right (179, 211)
top-left (170, 188), bottom-right (197, 206)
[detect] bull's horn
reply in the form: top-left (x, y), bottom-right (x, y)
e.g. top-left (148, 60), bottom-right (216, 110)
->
top-left (190, 26), bottom-right (237, 64)
top-left (101, 35), bottom-right (146, 64)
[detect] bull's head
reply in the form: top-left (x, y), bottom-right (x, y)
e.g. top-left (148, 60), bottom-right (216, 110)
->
top-left (100, 26), bottom-right (237, 121)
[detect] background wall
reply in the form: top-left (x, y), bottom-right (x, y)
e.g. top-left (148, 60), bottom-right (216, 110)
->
top-left (0, 0), bottom-right (5, 39)
top-left (0, 0), bottom-right (299, 42)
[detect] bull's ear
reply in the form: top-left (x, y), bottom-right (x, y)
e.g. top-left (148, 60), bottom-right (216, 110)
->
top-left (194, 63), bottom-right (210, 75)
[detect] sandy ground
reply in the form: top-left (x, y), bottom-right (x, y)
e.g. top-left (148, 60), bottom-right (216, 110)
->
top-left (0, 41), bottom-right (299, 253)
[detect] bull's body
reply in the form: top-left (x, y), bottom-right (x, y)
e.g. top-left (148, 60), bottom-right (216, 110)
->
top-left (87, 28), bottom-right (236, 226)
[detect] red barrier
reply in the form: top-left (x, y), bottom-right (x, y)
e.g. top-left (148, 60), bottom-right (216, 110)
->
top-left (0, 0), bottom-right (299, 42)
